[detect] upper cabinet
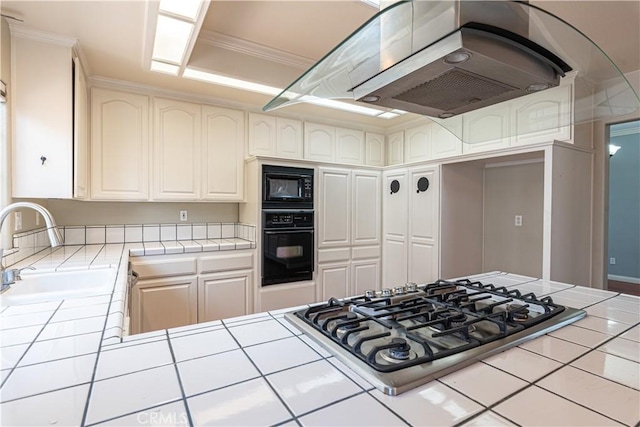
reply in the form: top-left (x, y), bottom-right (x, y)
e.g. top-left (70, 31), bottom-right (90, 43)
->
top-left (153, 98), bottom-right (202, 200)
top-left (304, 122), bottom-right (335, 162)
top-left (462, 103), bottom-right (512, 154)
top-left (365, 132), bottom-right (385, 167)
top-left (248, 113), bottom-right (303, 160)
top-left (11, 30), bottom-right (88, 199)
top-left (404, 123), bottom-right (432, 164)
top-left (202, 106), bottom-right (245, 201)
top-left (335, 127), bottom-right (365, 164)
top-left (387, 131), bottom-right (405, 166)
top-left (91, 88), bottom-right (150, 200)
top-left (431, 117), bottom-right (462, 160)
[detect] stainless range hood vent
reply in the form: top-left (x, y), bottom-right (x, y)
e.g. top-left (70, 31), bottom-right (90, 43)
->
top-left (263, 0), bottom-right (639, 136)
top-left (352, 24), bottom-right (569, 117)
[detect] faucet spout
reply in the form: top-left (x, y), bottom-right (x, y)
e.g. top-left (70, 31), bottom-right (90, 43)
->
top-left (0, 202), bottom-right (64, 270)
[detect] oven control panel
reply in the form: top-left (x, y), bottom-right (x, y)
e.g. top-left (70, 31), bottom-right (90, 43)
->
top-left (263, 211), bottom-right (314, 228)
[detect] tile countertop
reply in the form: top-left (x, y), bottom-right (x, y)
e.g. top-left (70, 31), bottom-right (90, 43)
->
top-left (1, 255), bottom-right (639, 426)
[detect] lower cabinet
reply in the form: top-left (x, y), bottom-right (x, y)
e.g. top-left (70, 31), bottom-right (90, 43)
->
top-left (198, 271), bottom-right (251, 322)
top-left (317, 248), bottom-right (381, 301)
top-left (131, 276), bottom-right (198, 334)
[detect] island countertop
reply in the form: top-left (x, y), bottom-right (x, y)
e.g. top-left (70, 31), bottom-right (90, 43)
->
top-left (0, 245), bottom-right (638, 426)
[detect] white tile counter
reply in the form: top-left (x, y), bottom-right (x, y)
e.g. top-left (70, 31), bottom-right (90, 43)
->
top-left (1, 260), bottom-right (639, 426)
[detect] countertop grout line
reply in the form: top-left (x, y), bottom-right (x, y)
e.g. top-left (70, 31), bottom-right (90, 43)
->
top-left (52, 245), bottom-right (86, 271)
top-left (164, 329), bottom-right (195, 427)
top-left (82, 398), bottom-right (186, 427)
top-left (80, 244), bottom-right (125, 427)
top-left (220, 317), bottom-right (300, 425)
top-left (0, 299), bottom-right (64, 390)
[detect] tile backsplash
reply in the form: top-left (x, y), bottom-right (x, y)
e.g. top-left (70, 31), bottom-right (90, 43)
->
top-left (2, 223), bottom-right (257, 267)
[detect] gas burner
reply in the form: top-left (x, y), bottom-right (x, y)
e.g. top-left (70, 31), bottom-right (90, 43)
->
top-left (507, 303), bottom-right (530, 322)
top-left (380, 338), bottom-right (416, 363)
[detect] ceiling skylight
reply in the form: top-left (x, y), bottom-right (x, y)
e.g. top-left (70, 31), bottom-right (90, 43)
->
top-left (152, 15), bottom-right (194, 64)
top-left (159, 0), bottom-right (202, 20)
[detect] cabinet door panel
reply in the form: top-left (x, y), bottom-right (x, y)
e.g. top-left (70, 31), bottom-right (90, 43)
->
top-left (91, 88), bottom-right (149, 200)
top-left (319, 263), bottom-right (350, 300)
top-left (383, 170), bottom-right (407, 240)
top-left (383, 238), bottom-right (407, 288)
top-left (153, 98), bottom-right (201, 199)
top-left (408, 241), bottom-right (438, 283)
top-left (276, 118), bottom-right (303, 159)
top-left (387, 131), bottom-right (404, 166)
top-left (462, 104), bottom-right (511, 153)
top-left (431, 117), bottom-right (462, 159)
top-left (409, 166), bottom-right (440, 282)
top-left (131, 277), bottom-right (197, 334)
top-left (199, 273), bottom-right (250, 322)
top-left (352, 259), bottom-right (380, 295)
top-left (352, 170), bottom-right (381, 246)
top-left (202, 106), bottom-right (244, 200)
top-left (365, 132), bottom-right (385, 166)
top-left (248, 113), bottom-right (276, 156)
top-left (335, 127), bottom-right (365, 164)
top-left (319, 168), bottom-right (351, 247)
top-left (512, 85), bottom-right (572, 146)
top-left (304, 123), bottom-right (335, 162)
top-left (405, 124), bottom-right (432, 163)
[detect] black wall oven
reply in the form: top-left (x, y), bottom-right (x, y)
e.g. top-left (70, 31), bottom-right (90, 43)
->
top-left (262, 211), bottom-right (314, 286)
top-left (262, 165), bottom-right (313, 209)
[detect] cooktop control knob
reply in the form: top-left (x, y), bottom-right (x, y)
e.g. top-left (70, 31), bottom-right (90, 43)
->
top-left (394, 285), bottom-right (407, 295)
top-left (364, 289), bottom-right (377, 299)
top-left (406, 282), bottom-right (418, 292)
top-left (381, 288), bottom-right (392, 297)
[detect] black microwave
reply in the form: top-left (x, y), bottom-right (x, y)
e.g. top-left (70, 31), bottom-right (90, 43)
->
top-left (262, 165), bottom-right (314, 209)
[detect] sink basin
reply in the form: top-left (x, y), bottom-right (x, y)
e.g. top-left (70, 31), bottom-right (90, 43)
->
top-left (0, 268), bottom-right (117, 306)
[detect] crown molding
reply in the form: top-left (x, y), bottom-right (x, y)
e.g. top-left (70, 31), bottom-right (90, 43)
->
top-left (8, 23), bottom-right (77, 47)
top-left (198, 30), bottom-right (315, 70)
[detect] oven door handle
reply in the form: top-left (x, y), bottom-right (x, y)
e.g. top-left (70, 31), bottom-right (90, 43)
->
top-left (264, 229), bottom-right (314, 234)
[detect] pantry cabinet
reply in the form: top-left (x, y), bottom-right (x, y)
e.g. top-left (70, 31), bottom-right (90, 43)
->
top-left (152, 98), bottom-right (202, 200)
top-left (91, 88), bottom-right (150, 200)
top-left (131, 276), bottom-right (198, 334)
top-left (11, 30), bottom-right (88, 199)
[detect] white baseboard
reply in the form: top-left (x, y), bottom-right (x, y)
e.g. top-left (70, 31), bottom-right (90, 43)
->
top-left (608, 274), bottom-right (640, 285)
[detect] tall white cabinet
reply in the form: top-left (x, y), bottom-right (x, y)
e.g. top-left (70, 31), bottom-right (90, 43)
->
top-left (317, 167), bottom-right (381, 300)
top-left (11, 29), bottom-right (88, 199)
top-left (382, 165), bottom-right (440, 288)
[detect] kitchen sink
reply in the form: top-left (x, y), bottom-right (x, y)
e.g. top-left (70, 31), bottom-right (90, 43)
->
top-left (0, 268), bottom-right (117, 306)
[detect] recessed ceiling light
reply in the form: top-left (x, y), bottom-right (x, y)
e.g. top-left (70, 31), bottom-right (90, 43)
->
top-left (527, 83), bottom-right (551, 92)
top-left (159, 0), bottom-right (202, 21)
top-left (444, 52), bottom-right (471, 64)
top-left (439, 112), bottom-right (455, 118)
top-left (362, 95), bottom-right (381, 103)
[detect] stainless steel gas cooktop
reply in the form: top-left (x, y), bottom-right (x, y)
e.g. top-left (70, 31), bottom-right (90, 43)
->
top-left (285, 278), bottom-right (586, 396)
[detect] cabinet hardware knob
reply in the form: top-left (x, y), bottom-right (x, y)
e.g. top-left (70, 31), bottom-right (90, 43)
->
top-left (40, 156), bottom-right (47, 165)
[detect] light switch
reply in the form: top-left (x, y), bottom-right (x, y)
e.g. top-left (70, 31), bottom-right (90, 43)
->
top-left (514, 215), bottom-right (523, 227)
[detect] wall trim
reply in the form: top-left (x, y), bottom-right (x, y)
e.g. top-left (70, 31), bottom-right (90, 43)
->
top-left (608, 274), bottom-right (640, 284)
top-left (8, 24), bottom-right (77, 47)
top-left (484, 158), bottom-right (544, 169)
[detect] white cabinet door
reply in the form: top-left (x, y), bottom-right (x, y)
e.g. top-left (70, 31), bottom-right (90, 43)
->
top-left (408, 165), bottom-right (440, 283)
top-left (318, 262), bottom-right (350, 300)
top-left (73, 57), bottom-right (88, 199)
top-left (352, 170), bottom-right (381, 246)
top-left (405, 123), bottom-right (432, 163)
top-left (431, 117), bottom-right (462, 160)
top-left (462, 104), bottom-right (511, 154)
top-left (198, 272), bottom-right (250, 322)
top-left (304, 122), bottom-right (335, 162)
top-left (365, 132), bottom-right (385, 166)
top-left (11, 34), bottom-right (74, 198)
top-left (318, 168), bottom-right (351, 248)
top-left (91, 88), bottom-right (150, 200)
top-left (335, 127), bottom-right (365, 164)
top-left (202, 105), bottom-right (245, 201)
top-left (248, 113), bottom-right (276, 156)
top-left (512, 84), bottom-right (572, 146)
top-left (382, 169), bottom-right (408, 288)
top-left (276, 118), bottom-right (303, 159)
top-left (131, 277), bottom-right (197, 334)
top-left (153, 98), bottom-right (201, 200)
top-left (387, 131), bottom-right (404, 166)
top-left (351, 259), bottom-right (380, 296)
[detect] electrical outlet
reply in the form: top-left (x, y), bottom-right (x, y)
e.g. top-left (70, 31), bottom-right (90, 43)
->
top-left (514, 215), bottom-right (523, 227)
top-left (14, 212), bottom-right (22, 231)
top-left (610, 257), bottom-right (616, 265)
top-left (180, 210), bottom-right (188, 222)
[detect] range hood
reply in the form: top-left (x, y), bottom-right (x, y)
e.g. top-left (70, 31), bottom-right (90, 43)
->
top-left (263, 0), bottom-right (638, 136)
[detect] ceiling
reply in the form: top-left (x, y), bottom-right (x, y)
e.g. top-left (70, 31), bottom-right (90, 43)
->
top-left (1, 0), bottom-right (639, 127)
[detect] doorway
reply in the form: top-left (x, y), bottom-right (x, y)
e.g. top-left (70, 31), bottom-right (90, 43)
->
top-left (607, 120), bottom-right (640, 296)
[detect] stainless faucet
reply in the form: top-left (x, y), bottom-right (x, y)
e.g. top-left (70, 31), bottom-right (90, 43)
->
top-left (0, 202), bottom-right (64, 290)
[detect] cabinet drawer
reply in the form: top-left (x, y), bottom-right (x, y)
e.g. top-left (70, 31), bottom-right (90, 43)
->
top-left (352, 245), bottom-right (381, 260)
top-left (132, 257), bottom-right (197, 279)
top-left (200, 252), bottom-right (254, 274)
top-left (317, 247), bottom-right (351, 263)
